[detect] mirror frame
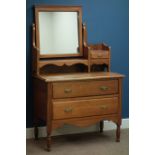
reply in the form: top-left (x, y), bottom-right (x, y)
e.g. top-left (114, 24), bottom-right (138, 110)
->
top-left (35, 5), bottom-right (83, 58)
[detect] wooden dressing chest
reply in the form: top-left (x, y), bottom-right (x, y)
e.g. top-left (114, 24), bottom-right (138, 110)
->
top-left (32, 5), bottom-right (125, 151)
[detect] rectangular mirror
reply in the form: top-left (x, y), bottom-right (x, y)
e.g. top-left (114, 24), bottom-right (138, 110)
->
top-left (35, 6), bottom-right (83, 58)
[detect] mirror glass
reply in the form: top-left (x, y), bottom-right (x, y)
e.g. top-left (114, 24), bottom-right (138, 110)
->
top-left (38, 12), bottom-right (79, 55)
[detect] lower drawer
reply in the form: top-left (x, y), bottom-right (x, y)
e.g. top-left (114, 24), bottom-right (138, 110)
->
top-left (53, 97), bottom-right (118, 119)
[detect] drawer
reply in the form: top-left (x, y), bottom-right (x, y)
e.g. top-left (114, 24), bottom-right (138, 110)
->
top-left (90, 50), bottom-right (110, 59)
top-left (53, 79), bottom-right (118, 98)
top-left (53, 97), bottom-right (118, 119)
top-left (90, 59), bottom-right (110, 65)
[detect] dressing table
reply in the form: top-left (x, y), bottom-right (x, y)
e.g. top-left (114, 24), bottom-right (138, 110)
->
top-left (32, 5), bottom-right (124, 151)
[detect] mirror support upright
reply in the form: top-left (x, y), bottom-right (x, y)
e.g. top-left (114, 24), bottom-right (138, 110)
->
top-left (32, 23), bottom-right (40, 76)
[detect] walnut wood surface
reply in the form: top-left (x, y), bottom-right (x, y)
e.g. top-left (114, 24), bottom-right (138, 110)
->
top-left (52, 114), bottom-right (121, 129)
top-left (37, 72), bottom-right (124, 82)
top-left (90, 59), bottom-right (110, 65)
top-left (39, 59), bottom-right (88, 68)
top-left (90, 50), bottom-right (110, 59)
top-left (33, 78), bottom-right (47, 121)
top-left (33, 75), bottom-right (124, 150)
top-left (52, 79), bottom-right (118, 98)
top-left (82, 23), bottom-right (87, 46)
top-left (53, 97), bottom-right (118, 119)
top-left (32, 5), bottom-right (125, 151)
top-left (88, 43), bottom-right (111, 72)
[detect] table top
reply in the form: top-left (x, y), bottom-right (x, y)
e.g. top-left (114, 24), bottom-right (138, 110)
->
top-left (34, 72), bottom-right (125, 82)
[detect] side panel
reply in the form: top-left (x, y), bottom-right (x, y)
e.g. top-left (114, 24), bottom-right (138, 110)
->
top-left (33, 78), bottom-right (48, 121)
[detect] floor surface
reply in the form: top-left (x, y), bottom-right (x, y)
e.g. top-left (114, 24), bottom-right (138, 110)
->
top-left (27, 129), bottom-right (129, 155)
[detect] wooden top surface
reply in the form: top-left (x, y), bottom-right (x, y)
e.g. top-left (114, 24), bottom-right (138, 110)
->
top-left (35, 72), bottom-right (125, 82)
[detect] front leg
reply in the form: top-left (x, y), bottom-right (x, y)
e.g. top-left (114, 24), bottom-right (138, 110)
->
top-left (99, 121), bottom-right (104, 133)
top-left (34, 118), bottom-right (39, 140)
top-left (116, 123), bottom-right (121, 142)
top-left (34, 125), bottom-right (38, 140)
top-left (47, 134), bottom-right (52, 151)
top-left (46, 83), bottom-right (52, 151)
top-left (46, 125), bottom-right (52, 151)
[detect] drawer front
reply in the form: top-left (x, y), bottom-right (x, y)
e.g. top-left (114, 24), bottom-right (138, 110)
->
top-left (53, 97), bottom-right (118, 119)
top-left (90, 59), bottom-right (110, 65)
top-left (53, 80), bottom-right (118, 98)
top-left (90, 50), bottom-right (109, 59)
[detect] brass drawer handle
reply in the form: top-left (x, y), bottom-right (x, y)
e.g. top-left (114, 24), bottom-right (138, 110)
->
top-left (100, 105), bottom-right (107, 109)
top-left (64, 88), bottom-right (72, 93)
top-left (100, 86), bottom-right (109, 91)
top-left (64, 107), bottom-right (73, 113)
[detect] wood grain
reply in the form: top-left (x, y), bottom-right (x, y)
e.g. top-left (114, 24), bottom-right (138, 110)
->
top-left (53, 97), bottom-right (118, 119)
top-left (90, 50), bottom-right (110, 59)
top-left (38, 72), bottom-right (124, 82)
top-left (51, 114), bottom-right (121, 129)
top-left (52, 79), bottom-right (118, 98)
top-left (39, 59), bottom-right (88, 68)
top-left (32, 5), bottom-right (125, 151)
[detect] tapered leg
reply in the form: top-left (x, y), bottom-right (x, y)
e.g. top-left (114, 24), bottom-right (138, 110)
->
top-left (34, 126), bottom-right (38, 140)
top-left (116, 124), bottom-right (120, 142)
top-left (46, 124), bottom-right (52, 152)
top-left (99, 121), bottom-right (104, 133)
top-left (34, 118), bottom-right (39, 140)
top-left (46, 135), bottom-right (51, 151)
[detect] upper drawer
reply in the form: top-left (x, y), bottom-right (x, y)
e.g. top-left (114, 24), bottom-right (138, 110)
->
top-left (53, 79), bottom-right (118, 98)
top-left (90, 50), bottom-right (110, 59)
